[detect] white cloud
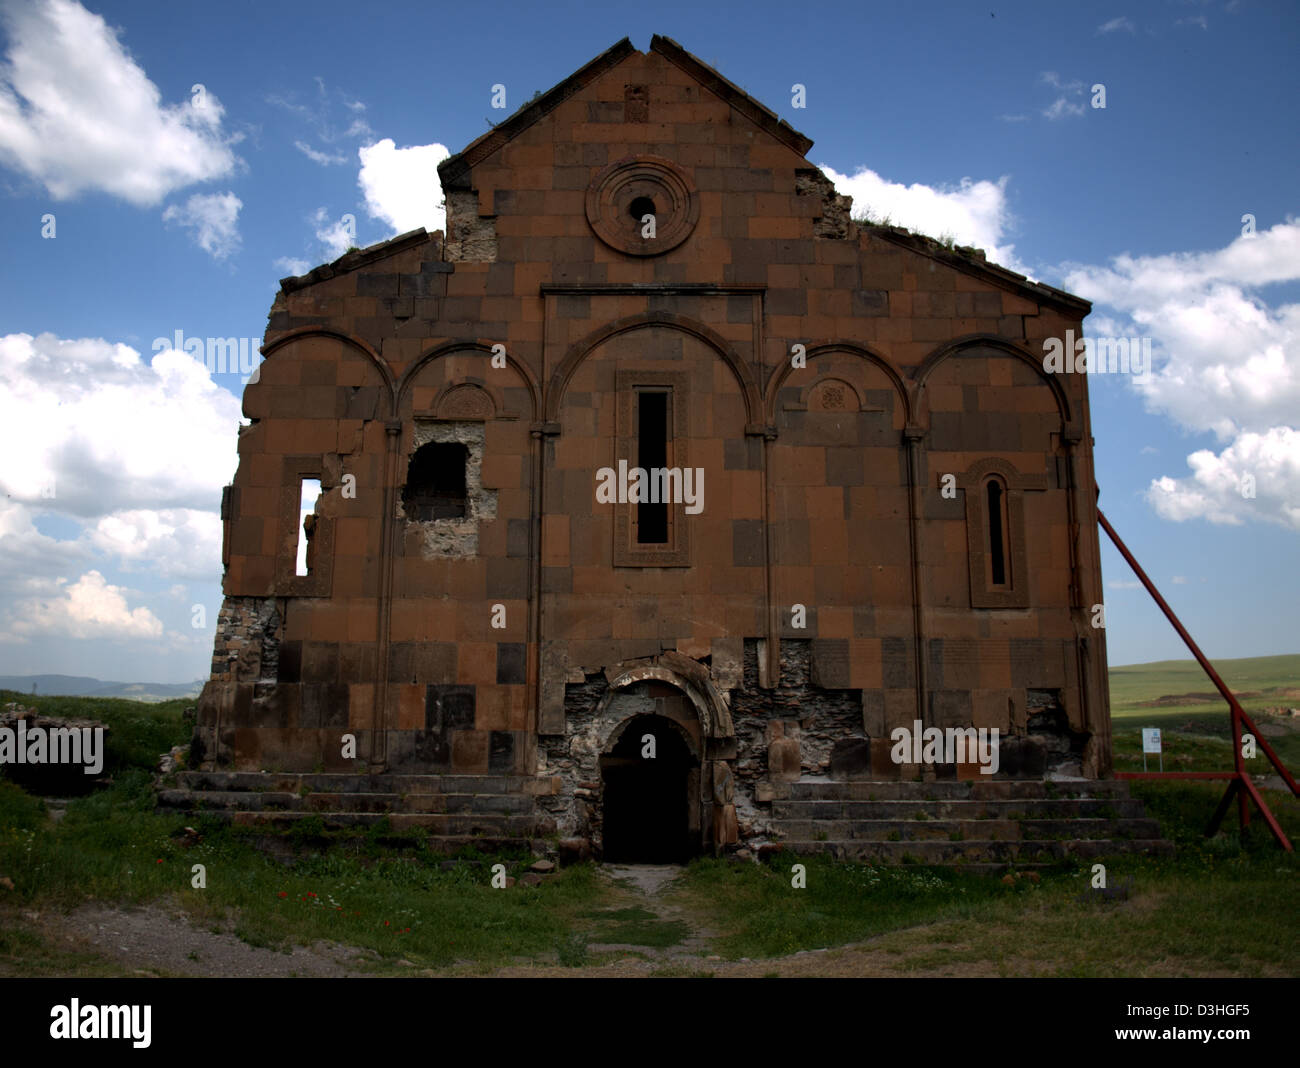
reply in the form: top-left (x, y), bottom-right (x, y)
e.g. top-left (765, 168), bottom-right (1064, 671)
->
top-left (1146, 429), bottom-right (1300, 529)
top-left (294, 139), bottom-right (346, 166)
top-left (7, 570), bottom-right (163, 641)
top-left (0, 499), bottom-right (91, 598)
top-left (312, 206), bottom-right (357, 259)
top-left (1043, 97), bottom-right (1086, 120)
top-left (0, 332), bottom-right (242, 518)
top-left (1107, 579), bottom-right (1143, 590)
top-left (88, 508), bottom-right (223, 581)
top-left (274, 256), bottom-right (311, 277)
top-left (268, 78), bottom-right (372, 144)
top-left (1038, 72), bottom-right (1087, 121)
top-left (820, 164), bottom-right (1023, 272)
top-left (358, 138), bottom-right (450, 236)
top-left (0, 0), bottom-right (238, 205)
top-left (1098, 17), bottom-right (1136, 33)
top-left (1176, 15), bottom-right (1209, 30)
top-left (1064, 221), bottom-right (1300, 529)
top-left (162, 191), bottom-right (242, 259)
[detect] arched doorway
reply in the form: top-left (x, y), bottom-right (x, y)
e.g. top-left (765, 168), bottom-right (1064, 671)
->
top-left (600, 712), bottom-right (699, 863)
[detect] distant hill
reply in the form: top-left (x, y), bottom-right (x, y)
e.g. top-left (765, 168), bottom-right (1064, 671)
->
top-left (1109, 653), bottom-right (1300, 720)
top-left (0, 675), bottom-right (203, 703)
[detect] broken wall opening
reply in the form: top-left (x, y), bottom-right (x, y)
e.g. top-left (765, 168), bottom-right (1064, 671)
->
top-left (399, 421), bottom-right (497, 557)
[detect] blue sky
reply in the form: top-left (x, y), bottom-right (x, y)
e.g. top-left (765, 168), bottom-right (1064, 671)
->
top-left (0, 0), bottom-right (1296, 683)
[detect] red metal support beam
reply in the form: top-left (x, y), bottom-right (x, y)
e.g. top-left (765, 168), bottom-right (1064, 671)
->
top-left (1098, 508), bottom-right (1294, 851)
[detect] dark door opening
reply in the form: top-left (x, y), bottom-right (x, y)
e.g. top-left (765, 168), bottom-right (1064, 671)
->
top-left (600, 713), bottom-right (697, 863)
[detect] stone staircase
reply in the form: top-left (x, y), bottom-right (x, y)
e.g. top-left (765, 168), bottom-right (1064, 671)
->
top-left (764, 778), bottom-right (1173, 866)
top-left (157, 771), bottom-right (554, 852)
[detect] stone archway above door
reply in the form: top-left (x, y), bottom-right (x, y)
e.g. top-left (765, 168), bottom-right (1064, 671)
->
top-left (595, 651), bottom-right (734, 746)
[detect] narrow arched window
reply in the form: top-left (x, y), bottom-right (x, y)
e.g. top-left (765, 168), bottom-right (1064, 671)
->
top-left (986, 478), bottom-right (1009, 587)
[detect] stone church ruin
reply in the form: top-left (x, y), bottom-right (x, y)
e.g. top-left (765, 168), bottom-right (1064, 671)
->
top-left (171, 36), bottom-right (1170, 864)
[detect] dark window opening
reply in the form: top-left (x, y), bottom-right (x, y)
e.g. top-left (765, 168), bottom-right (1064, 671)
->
top-left (987, 479), bottom-right (1007, 586)
top-left (628, 195), bottom-right (655, 222)
top-left (637, 390), bottom-right (668, 543)
top-left (403, 442), bottom-right (468, 520)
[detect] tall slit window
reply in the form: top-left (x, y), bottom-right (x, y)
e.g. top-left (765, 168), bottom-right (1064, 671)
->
top-left (986, 478), bottom-right (1009, 587)
top-left (636, 390), bottom-right (669, 544)
top-left (295, 478), bottom-right (321, 577)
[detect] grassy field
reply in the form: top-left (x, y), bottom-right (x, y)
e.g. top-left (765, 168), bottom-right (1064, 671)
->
top-left (1107, 654), bottom-right (1300, 775)
top-left (1, 662), bottom-right (1298, 977)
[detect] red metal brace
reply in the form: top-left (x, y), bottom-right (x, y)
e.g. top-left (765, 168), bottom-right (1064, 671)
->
top-left (1098, 509), bottom-right (1296, 851)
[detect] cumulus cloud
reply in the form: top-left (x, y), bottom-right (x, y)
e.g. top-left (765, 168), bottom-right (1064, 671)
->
top-left (0, 332), bottom-right (242, 518)
top-left (1063, 221), bottom-right (1300, 529)
top-left (358, 138), bottom-right (450, 236)
top-left (162, 191), bottom-right (242, 259)
top-left (87, 508), bottom-right (223, 581)
top-left (0, 0), bottom-right (238, 205)
top-left (6, 570), bottom-right (163, 642)
top-left (820, 164), bottom-right (1022, 272)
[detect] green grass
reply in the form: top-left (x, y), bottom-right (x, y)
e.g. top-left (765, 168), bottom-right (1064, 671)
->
top-left (2, 675), bottom-right (1298, 976)
top-left (674, 783), bottom-right (1299, 971)
top-left (0, 770), bottom-right (609, 970)
top-left (1106, 654), bottom-right (1300, 774)
top-left (580, 905), bottom-right (689, 948)
top-left (0, 688), bottom-right (191, 778)
top-left (0, 691), bottom-right (615, 973)
top-left (1109, 653), bottom-right (1300, 719)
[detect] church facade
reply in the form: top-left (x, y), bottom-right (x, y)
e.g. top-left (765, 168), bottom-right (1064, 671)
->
top-left (191, 36), bottom-right (1127, 861)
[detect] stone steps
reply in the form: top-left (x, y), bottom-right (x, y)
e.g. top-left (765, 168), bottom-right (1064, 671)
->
top-left (158, 770), bottom-right (552, 850)
top-left (771, 798), bottom-right (1147, 820)
top-left (171, 771), bottom-right (535, 795)
top-left (783, 779), bottom-right (1133, 801)
top-left (771, 817), bottom-right (1162, 842)
top-left (772, 838), bottom-right (1174, 863)
top-left (763, 778), bottom-right (1172, 864)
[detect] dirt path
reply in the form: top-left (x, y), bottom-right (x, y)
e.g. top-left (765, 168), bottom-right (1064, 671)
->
top-left (8, 866), bottom-right (1066, 978)
top-left (16, 904), bottom-right (376, 978)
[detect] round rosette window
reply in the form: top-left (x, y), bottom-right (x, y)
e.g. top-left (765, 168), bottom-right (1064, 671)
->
top-left (585, 155), bottom-right (699, 256)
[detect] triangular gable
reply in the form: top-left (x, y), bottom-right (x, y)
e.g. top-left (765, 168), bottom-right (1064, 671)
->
top-left (438, 35), bottom-right (814, 191)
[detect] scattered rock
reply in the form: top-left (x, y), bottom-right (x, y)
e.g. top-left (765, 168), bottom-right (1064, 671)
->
top-left (558, 837), bottom-right (592, 866)
top-left (158, 745), bottom-right (189, 775)
top-left (520, 873), bottom-right (543, 887)
top-left (529, 858), bottom-right (556, 874)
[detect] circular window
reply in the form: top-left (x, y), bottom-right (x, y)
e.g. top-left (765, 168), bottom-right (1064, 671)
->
top-left (585, 155), bottom-right (699, 256)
